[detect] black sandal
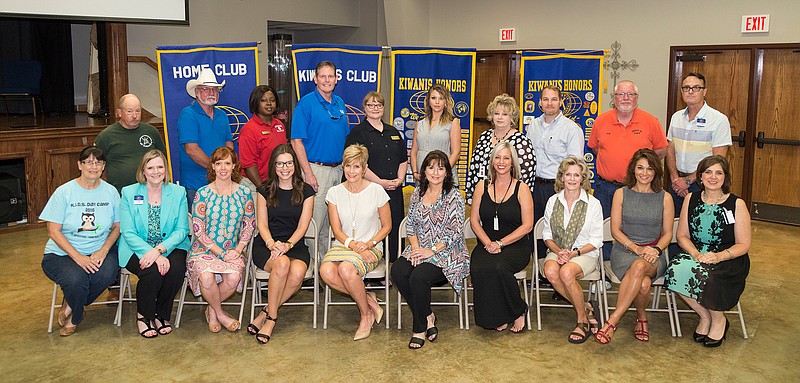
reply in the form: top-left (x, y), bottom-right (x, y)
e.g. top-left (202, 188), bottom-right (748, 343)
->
top-left (255, 315), bottom-right (277, 345)
top-left (137, 316), bottom-right (158, 339)
top-left (247, 306), bottom-right (268, 335)
top-left (425, 326), bottom-right (439, 342)
top-left (567, 322), bottom-right (591, 344)
top-left (154, 314), bottom-right (172, 336)
top-left (408, 336), bottom-right (425, 349)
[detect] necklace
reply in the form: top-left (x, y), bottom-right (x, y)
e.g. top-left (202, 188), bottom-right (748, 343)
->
top-left (346, 181), bottom-right (364, 237)
top-left (492, 128), bottom-right (512, 143)
top-left (492, 179), bottom-right (514, 231)
top-left (702, 191), bottom-right (723, 219)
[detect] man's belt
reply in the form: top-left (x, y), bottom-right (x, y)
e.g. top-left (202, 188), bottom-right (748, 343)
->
top-left (311, 161), bottom-right (341, 167)
top-left (597, 176), bottom-right (624, 187)
top-left (535, 177), bottom-right (556, 184)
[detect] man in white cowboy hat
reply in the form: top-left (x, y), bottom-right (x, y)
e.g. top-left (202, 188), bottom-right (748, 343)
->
top-left (178, 67), bottom-right (234, 207)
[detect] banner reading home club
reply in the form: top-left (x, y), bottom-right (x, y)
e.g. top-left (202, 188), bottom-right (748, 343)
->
top-left (291, 44), bottom-right (382, 130)
top-left (519, 49), bottom-right (604, 184)
top-left (156, 42), bottom-right (259, 184)
top-left (390, 47), bottom-right (476, 187)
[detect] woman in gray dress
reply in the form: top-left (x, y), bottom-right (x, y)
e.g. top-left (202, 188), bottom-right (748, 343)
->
top-left (409, 84), bottom-right (461, 185)
top-left (595, 149), bottom-right (674, 344)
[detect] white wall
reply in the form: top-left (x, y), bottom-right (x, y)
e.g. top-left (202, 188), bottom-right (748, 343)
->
top-left (70, 23), bottom-right (91, 109)
top-left (425, 0), bottom-right (800, 123)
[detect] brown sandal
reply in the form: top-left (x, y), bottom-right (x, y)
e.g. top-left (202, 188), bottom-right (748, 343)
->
top-left (567, 322), bottom-right (591, 344)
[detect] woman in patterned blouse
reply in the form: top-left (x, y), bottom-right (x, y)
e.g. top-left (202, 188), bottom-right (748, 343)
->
top-left (187, 147), bottom-right (256, 333)
top-left (464, 94), bottom-right (536, 205)
top-left (391, 150), bottom-right (469, 349)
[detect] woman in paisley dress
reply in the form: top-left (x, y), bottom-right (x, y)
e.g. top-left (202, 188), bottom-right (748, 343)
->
top-left (465, 93), bottom-right (535, 205)
top-left (666, 155), bottom-right (751, 347)
top-left (542, 156), bottom-right (604, 343)
top-left (409, 84), bottom-right (462, 185)
top-left (187, 146), bottom-right (256, 333)
top-left (391, 150), bottom-right (469, 349)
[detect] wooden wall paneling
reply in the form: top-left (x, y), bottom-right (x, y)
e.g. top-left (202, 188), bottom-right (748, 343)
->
top-left (105, 23), bottom-right (129, 110)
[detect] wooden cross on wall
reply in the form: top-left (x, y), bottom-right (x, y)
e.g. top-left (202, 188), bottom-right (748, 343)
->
top-left (604, 41), bottom-right (639, 108)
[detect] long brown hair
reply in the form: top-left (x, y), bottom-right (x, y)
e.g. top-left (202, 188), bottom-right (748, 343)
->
top-left (258, 144), bottom-right (305, 207)
top-left (424, 84), bottom-right (455, 126)
top-left (206, 146), bottom-right (242, 183)
top-left (624, 148), bottom-right (663, 192)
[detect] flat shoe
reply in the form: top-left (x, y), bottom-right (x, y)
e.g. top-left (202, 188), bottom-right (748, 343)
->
top-left (59, 325), bottom-right (76, 337)
top-left (408, 336), bottom-right (425, 349)
top-left (137, 316), bottom-right (158, 339)
top-left (57, 307), bottom-right (70, 328)
top-left (426, 326), bottom-right (439, 342)
top-left (595, 322), bottom-right (617, 344)
top-left (154, 315), bottom-right (172, 336)
top-left (568, 322), bottom-right (591, 344)
top-left (634, 318), bottom-right (649, 342)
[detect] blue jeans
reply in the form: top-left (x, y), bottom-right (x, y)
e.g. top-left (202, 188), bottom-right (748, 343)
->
top-left (42, 247), bottom-right (120, 326)
top-left (668, 181), bottom-right (701, 218)
top-left (186, 189), bottom-right (197, 211)
top-left (593, 177), bottom-right (622, 261)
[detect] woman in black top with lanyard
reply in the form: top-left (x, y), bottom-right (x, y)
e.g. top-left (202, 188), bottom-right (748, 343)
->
top-left (469, 141), bottom-right (534, 332)
top-left (345, 91), bottom-right (408, 262)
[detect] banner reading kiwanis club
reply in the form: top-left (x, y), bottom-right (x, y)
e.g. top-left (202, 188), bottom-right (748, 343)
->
top-left (519, 50), bottom-right (604, 184)
top-left (291, 44), bottom-right (382, 129)
top-left (156, 42), bottom-right (259, 184)
top-left (390, 47), bottom-right (476, 187)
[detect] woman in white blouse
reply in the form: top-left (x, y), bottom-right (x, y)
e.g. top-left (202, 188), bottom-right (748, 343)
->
top-left (542, 156), bottom-right (604, 344)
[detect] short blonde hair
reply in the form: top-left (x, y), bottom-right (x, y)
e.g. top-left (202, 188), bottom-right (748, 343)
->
top-left (362, 91), bottom-right (384, 107)
top-left (136, 149), bottom-right (170, 184)
top-left (342, 144), bottom-right (368, 169)
top-left (554, 156), bottom-right (591, 193)
top-left (486, 93), bottom-right (520, 127)
top-left (487, 141), bottom-right (521, 182)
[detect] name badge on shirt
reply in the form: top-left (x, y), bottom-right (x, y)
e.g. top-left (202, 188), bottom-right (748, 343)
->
top-left (478, 165), bottom-right (486, 179)
top-left (391, 135), bottom-right (402, 141)
top-left (696, 118), bottom-right (706, 127)
top-left (261, 130), bottom-right (271, 135)
top-left (724, 208), bottom-right (735, 225)
top-left (134, 195), bottom-right (144, 205)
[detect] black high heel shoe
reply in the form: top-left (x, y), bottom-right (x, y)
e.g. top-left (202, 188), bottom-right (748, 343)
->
top-left (692, 331), bottom-right (708, 343)
top-left (703, 319), bottom-right (730, 348)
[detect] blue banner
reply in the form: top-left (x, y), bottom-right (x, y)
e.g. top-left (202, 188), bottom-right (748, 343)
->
top-left (519, 50), bottom-right (604, 184)
top-left (390, 47), bottom-right (476, 187)
top-left (291, 44), bottom-right (382, 128)
top-left (156, 42), bottom-right (259, 184)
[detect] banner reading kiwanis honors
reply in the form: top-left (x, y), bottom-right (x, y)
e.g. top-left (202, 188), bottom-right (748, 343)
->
top-left (390, 47), bottom-right (476, 187)
top-left (519, 50), bottom-right (604, 184)
top-left (291, 44), bottom-right (382, 128)
top-left (156, 42), bottom-right (258, 185)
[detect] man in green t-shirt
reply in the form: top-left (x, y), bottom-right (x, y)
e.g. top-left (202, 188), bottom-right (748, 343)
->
top-left (95, 94), bottom-right (167, 192)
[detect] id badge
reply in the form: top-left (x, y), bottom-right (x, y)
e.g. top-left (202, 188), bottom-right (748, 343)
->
top-left (479, 166), bottom-right (486, 179)
top-left (133, 195), bottom-right (144, 205)
top-left (493, 215), bottom-right (499, 231)
top-left (724, 208), bottom-right (735, 225)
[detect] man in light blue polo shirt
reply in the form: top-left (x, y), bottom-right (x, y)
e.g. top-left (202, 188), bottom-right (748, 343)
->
top-left (178, 68), bottom-right (234, 207)
top-left (291, 61), bottom-right (350, 255)
top-left (526, 86), bottom-right (584, 285)
top-left (666, 72), bottom-right (732, 216)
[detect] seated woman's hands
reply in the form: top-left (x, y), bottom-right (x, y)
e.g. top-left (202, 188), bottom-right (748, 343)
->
top-left (556, 248), bottom-right (573, 265)
top-left (697, 252), bottom-right (721, 265)
top-left (154, 256), bottom-right (171, 276)
top-left (223, 248), bottom-right (243, 263)
top-left (636, 246), bottom-right (660, 264)
top-left (484, 241), bottom-right (502, 254)
top-left (140, 247), bottom-right (161, 270)
top-left (73, 253), bottom-right (103, 274)
top-left (350, 240), bottom-right (377, 264)
top-left (270, 241), bottom-right (290, 260)
top-left (408, 246), bottom-right (435, 267)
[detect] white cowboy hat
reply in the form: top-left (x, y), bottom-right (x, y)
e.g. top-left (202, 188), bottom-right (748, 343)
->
top-left (186, 68), bottom-right (226, 98)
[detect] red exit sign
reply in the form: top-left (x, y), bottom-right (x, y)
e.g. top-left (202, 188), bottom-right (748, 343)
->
top-left (741, 14), bottom-right (770, 33)
top-left (499, 28), bottom-right (516, 42)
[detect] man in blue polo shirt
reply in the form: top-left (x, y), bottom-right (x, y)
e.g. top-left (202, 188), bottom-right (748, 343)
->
top-left (178, 68), bottom-right (234, 207)
top-left (291, 61), bottom-right (350, 255)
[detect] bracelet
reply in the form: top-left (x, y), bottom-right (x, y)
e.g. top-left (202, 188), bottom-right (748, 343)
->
top-left (266, 239), bottom-right (275, 250)
top-left (572, 247), bottom-right (580, 256)
top-left (650, 246), bottom-right (663, 257)
top-left (496, 240), bottom-right (504, 249)
top-left (344, 238), bottom-right (353, 249)
top-left (286, 241), bottom-right (294, 249)
top-left (623, 240), bottom-right (632, 251)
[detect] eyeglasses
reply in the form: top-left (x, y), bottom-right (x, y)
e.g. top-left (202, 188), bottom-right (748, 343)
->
top-left (275, 161), bottom-right (294, 168)
top-left (322, 101), bottom-right (345, 120)
top-left (613, 92), bottom-right (638, 98)
top-left (81, 160), bottom-right (105, 166)
top-left (680, 85), bottom-right (706, 93)
top-left (365, 103), bottom-right (384, 109)
top-left (197, 86), bottom-right (221, 93)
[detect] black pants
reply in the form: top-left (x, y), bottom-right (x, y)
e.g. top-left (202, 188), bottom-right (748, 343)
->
top-left (125, 249), bottom-right (187, 321)
top-left (386, 188), bottom-right (405, 262)
top-left (391, 257), bottom-right (448, 333)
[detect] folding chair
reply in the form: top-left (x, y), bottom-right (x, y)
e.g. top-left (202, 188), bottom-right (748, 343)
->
top-left (666, 218), bottom-right (749, 339)
top-left (395, 217), bottom-right (464, 330)
top-left (600, 218), bottom-right (676, 336)
top-left (463, 219), bottom-right (531, 330)
top-left (529, 217), bottom-right (607, 331)
top-left (47, 268), bottom-right (132, 333)
top-left (114, 268), bottom-right (140, 326)
top-left (250, 219), bottom-right (319, 328)
top-left (322, 226), bottom-right (390, 330)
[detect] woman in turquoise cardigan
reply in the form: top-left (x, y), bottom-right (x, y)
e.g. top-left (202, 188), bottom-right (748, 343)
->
top-left (119, 150), bottom-right (190, 338)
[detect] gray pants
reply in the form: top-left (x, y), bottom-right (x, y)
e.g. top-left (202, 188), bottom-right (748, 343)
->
top-left (308, 163), bottom-right (342, 259)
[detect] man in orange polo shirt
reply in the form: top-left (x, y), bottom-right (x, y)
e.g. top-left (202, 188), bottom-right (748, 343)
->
top-left (588, 80), bottom-right (668, 258)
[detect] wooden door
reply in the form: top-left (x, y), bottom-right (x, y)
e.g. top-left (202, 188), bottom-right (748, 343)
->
top-left (750, 48), bottom-right (800, 223)
top-left (46, 148), bottom-right (84, 196)
top-left (473, 53), bottom-right (512, 149)
top-left (670, 49), bottom-right (750, 197)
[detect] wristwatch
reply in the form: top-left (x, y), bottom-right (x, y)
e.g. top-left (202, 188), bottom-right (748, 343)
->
top-left (371, 240), bottom-right (378, 248)
top-left (431, 245), bottom-right (439, 254)
top-left (156, 246), bottom-right (165, 255)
